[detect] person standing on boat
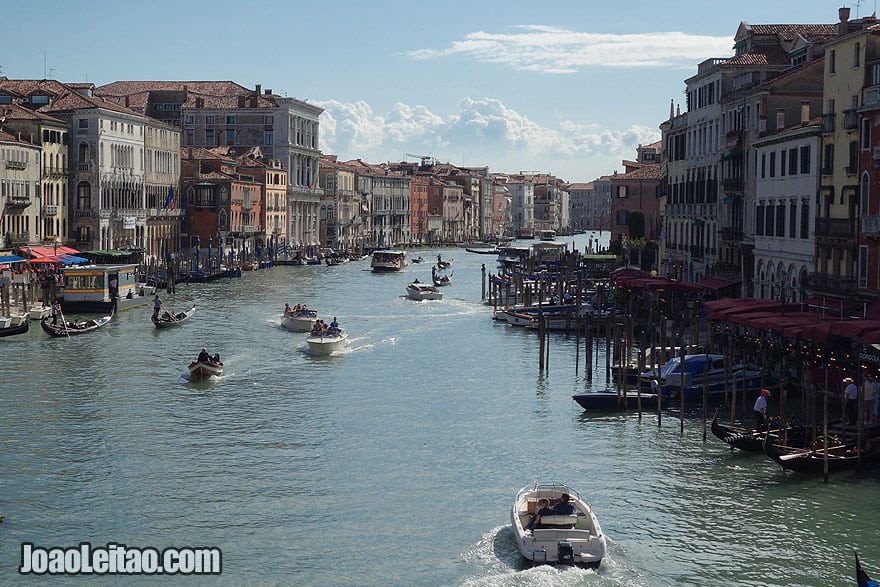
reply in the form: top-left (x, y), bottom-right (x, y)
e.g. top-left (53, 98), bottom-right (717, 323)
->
top-left (153, 294), bottom-right (162, 319)
top-left (844, 377), bottom-right (859, 425)
top-left (51, 300), bottom-right (60, 325)
top-left (753, 388), bottom-right (770, 432)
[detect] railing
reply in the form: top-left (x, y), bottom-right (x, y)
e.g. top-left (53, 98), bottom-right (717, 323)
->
top-left (42, 205), bottom-right (58, 216)
top-left (719, 227), bottom-right (743, 241)
top-left (77, 163), bottom-right (90, 172)
top-left (7, 232), bottom-right (30, 244)
top-left (99, 209), bottom-right (113, 219)
top-left (5, 195), bottom-right (31, 207)
top-left (74, 209), bottom-right (92, 218)
top-left (242, 225), bottom-right (256, 233)
top-left (808, 273), bottom-right (857, 296)
top-left (822, 113), bottom-right (836, 133)
top-left (722, 177), bottom-right (743, 191)
top-left (5, 160), bottom-right (26, 170)
top-left (843, 109), bottom-right (859, 130)
top-left (815, 217), bottom-right (857, 238)
top-left (863, 214), bottom-right (880, 236)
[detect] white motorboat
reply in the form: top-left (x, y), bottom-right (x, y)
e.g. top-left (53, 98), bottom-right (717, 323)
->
top-left (306, 329), bottom-right (348, 355)
top-left (281, 308), bottom-right (318, 332)
top-left (371, 249), bottom-right (406, 272)
top-left (638, 353), bottom-right (771, 399)
top-left (28, 305), bottom-right (52, 320)
top-left (510, 482), bottom-right (606, 568)
top-left (406, 282), bottom-right (443, 301)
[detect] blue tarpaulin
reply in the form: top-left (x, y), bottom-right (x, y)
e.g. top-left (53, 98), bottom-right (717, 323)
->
top-left (56, 255), bottom-right (89, 265)
top-left (0, 255), bottom-right (26, 263)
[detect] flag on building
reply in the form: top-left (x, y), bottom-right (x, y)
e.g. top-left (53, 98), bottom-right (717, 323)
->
top-left (163, 185), bottom-right (175, 209)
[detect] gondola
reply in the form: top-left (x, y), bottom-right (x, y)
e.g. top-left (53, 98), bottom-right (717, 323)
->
top-left (40, 314), bottom-right (112, 337)
top-left (432, 267), bottom-right (452, 287)
top-left (710, 412), bottom-right (812, 452)
top-left (151, 306), bottom-right (196, 328)
top-left (763, 432), bottom-right (880, 474)
top-left (436, 259), bottom-right (452, 270)
top-left (856, 553), bottom-right (878, 587)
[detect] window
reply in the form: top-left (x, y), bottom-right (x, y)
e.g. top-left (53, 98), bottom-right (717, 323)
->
top-left (788, 148), bottom-right (798, 175)
top-left (862, 117), bottom-right (872, 148)
top-left (769, 152), bottom-right (776, 177)
top-left (855, 42), bottom-right (861, 68)
top-left (761, 153), bottom-right (766, 178)
top-left (226, 129), bottom-right (235, 144)
top-left (205, 115), bottom-right (215, 124)
top-left (264, 131), bottom-right (273, 146)
top-left (776, 203), bottom-right (785, 237)
top-left (800, 145), bottom-right (811, 174)
top-left (823, 143), bottom-right (834, 174)
top-left (205, 129), bottom-right (214, 145)
top-left (789, 202), bottom-right (797, 238)
top-left (800, 201), bottom-right (809, 239)
top-left (780, 150), bottom-right (787, 176)
top-left (226, 116), bottom-right (235, 124)
top-left (78, 119), bottom-right (88, 129)
top-left (830, 49), bottom-right (836, 73)
top-left (766, 204), bottom-right (774, 236)
top-left (756, 205), bottom-right (764, 236)
top-left (860, 245), bottom-right (868, 288)
top-left (617, 185), bottom-right (627, 198)
top-left (184, 115), bottom-right (194, 125)
top-left (848, 140), bottom-right (859, 173)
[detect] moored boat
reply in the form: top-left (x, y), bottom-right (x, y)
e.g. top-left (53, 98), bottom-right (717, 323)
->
top-left (152, 306), bottom-right (196, 328)
top-left (510, 482), bottom-right (606, 568)
top-left (306, 328), bottom-right (348, 355)
top-left (638, 354), bottom-right (770, 400)
top-left (763, 433), bottom-right (880, 474)
top-left (40, 314), bottom-right (112, 336)
top-left (28, 305), bottom-right (52, 320)
top-left (710, 412), bottom-right (812, 452)
top-left (572, 390), bottom-right (658, 411)
top-left (406, 281), bottom-right (443, 301)
top-left (0, 313), bottom-right (30, 337)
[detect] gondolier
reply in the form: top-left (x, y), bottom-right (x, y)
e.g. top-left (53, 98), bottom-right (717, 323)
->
top-left (153, 294), bottom-right (162, 319)
top-left (753, 388), bottom-right (770, 432)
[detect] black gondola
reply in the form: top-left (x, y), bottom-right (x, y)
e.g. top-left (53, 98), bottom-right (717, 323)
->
top-left (41, 314), bottom-right (112, 337)
top-left (151, 306), bottom-right (196, 328)
top-left (763, 432), bottom-right (880, 474)
top-left (710, 412), bottom-right (812, 452)
top-left (432, 266), bottom-right (452, 287)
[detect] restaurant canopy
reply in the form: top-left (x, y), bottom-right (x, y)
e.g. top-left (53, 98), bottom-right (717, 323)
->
top-left (696, 277), bottom-right (739, 291)
top-left (0, 254), bottom-right (27, 264)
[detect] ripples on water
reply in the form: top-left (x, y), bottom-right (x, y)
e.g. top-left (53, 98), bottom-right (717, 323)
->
top-left (2, 235), bottom-right (879, 586)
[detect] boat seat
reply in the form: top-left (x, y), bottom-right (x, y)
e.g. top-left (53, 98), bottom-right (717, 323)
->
top-left (535, 514), bottom-right (578, 528)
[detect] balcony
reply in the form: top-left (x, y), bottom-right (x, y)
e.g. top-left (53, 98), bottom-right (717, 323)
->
top-left (74, 209), bottom-right (92, 218)
top-left (720, 227), bottom-right (743, 241)
top-left (815, 217), bottom-right (857, 238)
top-left (42, 205), bottom-right (58, 216)
top-left (242, 225), bottom-right (256, 233)
top-left (722, 177), bottom-right (743, 192)
top-left (5, 160), bottom-right (26, 170)
top-left (5, 195), bottom-right (32, 208)
top-left (7, 232), bottom-right (30, 244)
top-left (843, 109), bottom-right (859, 130)
top-left (725, 130), bottom-right (743, 150)
top-left (822, 113), bottom-right (836, 133)
top-left (808, 272), bottom-right (858, 296)
top-left (864, 214), bottom-right (880, 237)
top-left (77, 162), bottom-right (90, 172)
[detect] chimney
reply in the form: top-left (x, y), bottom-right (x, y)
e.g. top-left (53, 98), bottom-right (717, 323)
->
top-left (255, 84), bottom-right (261, 96)
top-left (183, 84), bottom-right (188, 102)
top-left (840, 6), bottom-right (851, 35)
top-left (776, 108), bottom-right (785, 130)
top-left (801, 101), bottom-right (811, 125)
top-left (124, 95), bottom-right (129, 108)
top-left (265, 89), bottom-right (272, 95)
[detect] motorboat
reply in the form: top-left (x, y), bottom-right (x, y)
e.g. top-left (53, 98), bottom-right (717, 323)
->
top-left (188, 360), bottom-right (223, 379)
top-left (510, 482), bottom-right (606, 568)
top-left (371, 250), bottom-right (406, 272)
top-left (28, 305), bottom-right (52, 320)
top-left (572, 390), bottom-right (658, 411)
top-left (306, 328), bottom-right (348, 355)
top-left (281, 307), bottom-right (318, 332)
top-left (406, 282), bottom-right (443, 301)
top-left (0, 313), bottom-right (29, 337)
top-left (638, 353), bottom-right (769, 400)
top-left (152, 306), bottom-right (196, 328)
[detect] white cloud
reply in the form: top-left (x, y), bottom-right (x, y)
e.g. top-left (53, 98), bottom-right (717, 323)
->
top-left (408, 25), bottom-right (732, 73)
top-left (315, 96), bottom-right (660, 181)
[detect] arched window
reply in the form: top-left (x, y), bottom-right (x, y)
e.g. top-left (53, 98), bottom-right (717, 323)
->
top-left (861, 171), bottom-right (870, 215)
top-left (77, 182), bottom-right (91, 210)
top-left (78, 143), bottom-right (89, 163)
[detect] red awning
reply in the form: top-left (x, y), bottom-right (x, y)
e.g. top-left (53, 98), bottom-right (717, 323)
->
top-left (20, 245), bottom-right (80, 258)
top-left (26, 257), bottom-right (62, 265)
top-left (697, 277), bottom-right (739, 291)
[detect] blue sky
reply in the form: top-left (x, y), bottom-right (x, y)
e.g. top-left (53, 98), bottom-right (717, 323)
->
top-left (0, 1), bottom-right (864, 182)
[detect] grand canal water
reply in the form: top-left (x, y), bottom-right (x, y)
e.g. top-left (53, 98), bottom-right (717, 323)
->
top-left (1, 232), bottom-right (879, 586)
